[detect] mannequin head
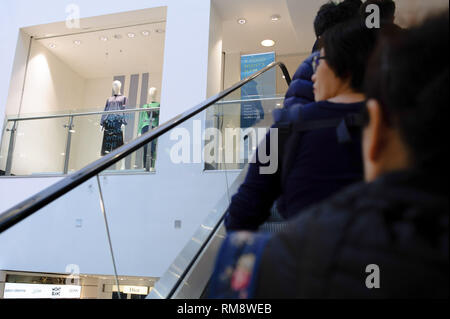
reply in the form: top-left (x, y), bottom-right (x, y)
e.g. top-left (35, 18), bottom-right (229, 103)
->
top-left (148, 87), bottom-right (157, 101)
top-left (112, 80), bottom-right (122, 95)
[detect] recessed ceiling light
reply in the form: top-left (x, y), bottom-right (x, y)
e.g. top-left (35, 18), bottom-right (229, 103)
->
top-left (113, 34), bottom-right (123, 40)
top-left (142, 30), bottom-right (150, 36)
top-left (237, 18), bottom-right (247, 25)
top-left (155, 29), bottom-right (165, 34)
top-left (73, 40), bottom-right (81, 45)
top-left (261, 39), bottom-right (275, 47)
top-left (127, 33), bottom-right (136, 38)
top-left (100, 36), bottom-right (108, 42)
top-left (271, 15), bottom-right (281, 22)
top-left (48, 43), bottom-right (57, 49)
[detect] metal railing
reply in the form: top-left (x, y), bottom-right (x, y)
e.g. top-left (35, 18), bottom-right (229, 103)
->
top-left (0, 61), bottom-right (291, 235)
top-left (2, 107), bottom-right (160, 175)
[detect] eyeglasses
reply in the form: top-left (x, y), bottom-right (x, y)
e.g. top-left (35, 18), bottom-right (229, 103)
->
top-left (312, 55), bottom-right (327, 73)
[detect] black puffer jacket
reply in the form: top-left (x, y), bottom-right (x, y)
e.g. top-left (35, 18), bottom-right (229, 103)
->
top-left (255, 170), bottom-right (449, 298)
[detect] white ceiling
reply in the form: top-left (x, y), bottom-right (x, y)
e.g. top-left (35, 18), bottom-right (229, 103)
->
top-left (215, 0), bottom-right (322, 56)
top-left (22, 7), bottom-right (167, 39)
top-left (37, 22), bottom-right (166, 79)
top-left (25, 7), bottom-right (167, 79)
top-left (216, 0), bottom-right (450, 56)
top-left (23, 0), bottom-right (449, 80)
top-left (24, 1), bottom-right (325, 81)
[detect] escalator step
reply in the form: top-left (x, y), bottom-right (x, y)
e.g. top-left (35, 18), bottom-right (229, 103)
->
top-left (259, 222), bottom-right (288, 233)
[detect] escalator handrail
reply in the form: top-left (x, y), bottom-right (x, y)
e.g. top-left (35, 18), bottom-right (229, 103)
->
top-left (0, 62), bottom-right (291, 234)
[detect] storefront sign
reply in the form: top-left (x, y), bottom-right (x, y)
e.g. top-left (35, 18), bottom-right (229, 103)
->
top-left (123, 285), bottom-right (149, 295)
top-left (111, 284), bottom-right (149, 295)
top-left (3, 283), bottom-right (81, 299)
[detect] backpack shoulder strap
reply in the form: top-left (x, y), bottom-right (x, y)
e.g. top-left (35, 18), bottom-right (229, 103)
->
top-left (273, 105), bottom-right (364, 198)
top-left (272, 105), bottom-right (301, 167)
top-left (275, 108), bottom-right (364, 192)
top-left (292, 113), bottom-right (365, 143)
top-left (279, 107), bottom-right (306, 192)
top-left (272, 105), bottom-right (306, 197)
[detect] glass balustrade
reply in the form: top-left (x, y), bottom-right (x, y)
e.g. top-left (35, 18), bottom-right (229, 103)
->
top-left (0, 108), bottom-right (160, 176)
top-left (0, 95), bottom-right (283, 176)
top-left (0, 62), bottom-right (291, 299)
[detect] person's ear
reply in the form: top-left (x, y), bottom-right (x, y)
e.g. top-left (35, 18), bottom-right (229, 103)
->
top-left (365, 99), bottom-right (386, 162)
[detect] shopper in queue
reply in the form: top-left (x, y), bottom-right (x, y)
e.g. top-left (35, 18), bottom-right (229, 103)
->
top-left (225, 19), bottom-right (377, 231)
top-left (285, 0), bottom-right (362, 108)
top-left (210, 11), bottom-right (449, 299)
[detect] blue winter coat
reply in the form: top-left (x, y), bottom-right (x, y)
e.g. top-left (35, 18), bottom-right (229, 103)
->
top-left (224, 100), bottom-right (365, 231)
top-left (283, 52), bottom-right (319, 108)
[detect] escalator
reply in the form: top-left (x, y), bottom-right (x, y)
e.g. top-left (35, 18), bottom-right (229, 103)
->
top-left (0, 62), bottom-right (291, 299)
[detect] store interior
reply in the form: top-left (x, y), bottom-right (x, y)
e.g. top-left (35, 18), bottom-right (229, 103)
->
top-left (1, 8), bottom-right (167, 175)
top-left (1, 1), bottom-right (315, 176)
top-left (0, 270), bottom-right (158, 299)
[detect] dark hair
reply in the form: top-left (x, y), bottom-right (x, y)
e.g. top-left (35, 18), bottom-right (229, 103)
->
top-left (314, 0), bottom-right (362, 37)
top-left (364, 11), bottom-right (449, 171)
top-left (319, 19), bottom-right (377, 92)
top-left (360, 0), bottom-right (396, 23)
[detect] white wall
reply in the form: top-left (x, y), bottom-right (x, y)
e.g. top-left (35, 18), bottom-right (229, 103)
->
top-left (0, 1), bottom-right (18, 136)
top-left (159, 0), bottom-right (213, 122)
top-left (0, 135), bottom-right (241, 278)
top-left (276, 52), bottom-right (311, 94)
top-left (223, 52), bottom-right (241, 92)
top-left (0, 176), bottom-right (63, 213)
top-left (0, 30), bottom-right (32, 174)
top-left (206, 3), bottom-right (223, 98)
top-left (3, 31), bottom-right (30, 117)
top-left (20, 41), bottom-right (85, 115)
top-left (5, 40), bottom-right (86, 175)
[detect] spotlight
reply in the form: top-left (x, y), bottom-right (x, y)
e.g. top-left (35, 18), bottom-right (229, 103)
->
top-left (261, 39), bottom-right (275, 47)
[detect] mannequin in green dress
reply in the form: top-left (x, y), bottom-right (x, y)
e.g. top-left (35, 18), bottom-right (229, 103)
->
top-left (138, 87), bottom-right (160, 170)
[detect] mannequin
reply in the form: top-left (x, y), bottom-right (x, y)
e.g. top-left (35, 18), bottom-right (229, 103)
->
top-left (138, 87), bottom-right (160, 170)
top-left (100, 81), bottom-right (128, 163)
top-left (112, 80), bottom-right (121, 95)
top-left (149, 87), bottom-right (157, 102)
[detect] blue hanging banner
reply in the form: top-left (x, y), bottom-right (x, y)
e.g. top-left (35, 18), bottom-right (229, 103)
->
top-left (241, 52), bottom-right (275, 80)
top-left (240, 52), bottom-right (276, 129)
